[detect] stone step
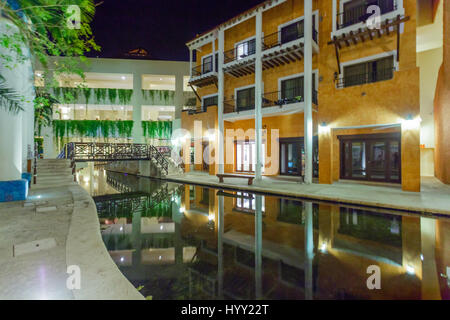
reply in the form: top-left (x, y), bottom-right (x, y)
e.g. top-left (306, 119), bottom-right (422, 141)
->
top-left (37, 164), bottom-right (72, 169)
top-left (37, 169), bottom-right (73, 176)
top-left (37, 159), bottom-right (71, 164)
top-left (36, 176), bottom-right (75, 183)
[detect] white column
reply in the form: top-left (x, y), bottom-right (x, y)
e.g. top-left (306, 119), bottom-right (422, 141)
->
top-left (255, 10), bottom-right (263, 181)
top-left (332, 0), bottom-right (337, 34)
top-left (42, 125), bottom-right (55, 159)
top-left (132, 72), bottom-right (143, 143)
top-left (218, 30), bottom-right (225, 174)
top-left (189, 49), bottom-right (193, 78)
top-left (304, 0), bottom-right (313, 184)
top-left (0, 110), bottom-right (23, 181)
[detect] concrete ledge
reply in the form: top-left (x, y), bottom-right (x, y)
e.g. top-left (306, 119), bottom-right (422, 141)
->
top-left (65, 184), bottom-right (144, 300)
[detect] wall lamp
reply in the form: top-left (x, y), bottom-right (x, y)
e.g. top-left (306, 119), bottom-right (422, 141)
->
top-left (318, 122), bottom-right (330, 134)
top-left (401, 114), bottom-right (422, 130)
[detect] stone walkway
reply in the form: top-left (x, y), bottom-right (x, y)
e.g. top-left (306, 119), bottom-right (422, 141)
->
top-left (0, 160), bottom-right (143, 300)
top-left (166, 172), bottom-right (450, 217)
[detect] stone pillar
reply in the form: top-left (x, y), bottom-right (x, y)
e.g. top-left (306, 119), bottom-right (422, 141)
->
top-left (332, 0), bottom-right (337, 33)
top-left (42, 125), bottom-right (55, 159)
top-left (318, 126), bottom-right (333, 184)
top-left (0, 110), bottom-right (23, 181)
top-left (175, 74), bottom-right (184, 120)
top-left (132, 72), bottom-right (143, 143)
top-left (401, 123), bottom-right (421, 191)
top-left (304, 0), bottom-right (314, 184)
top-left (218, 30), bottom-right (225, 174)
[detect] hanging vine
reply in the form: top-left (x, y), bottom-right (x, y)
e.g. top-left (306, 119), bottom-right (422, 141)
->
top-left (118, 89), bottom-right (133, 105)
top-left (141, 120), bottom-right (172, 139)
top-left (53, 120), bottom-right (135, 143)
top-left (141, 90), bottom-right (175, 106)
top-left (108, 88), bottom-right (118, 104)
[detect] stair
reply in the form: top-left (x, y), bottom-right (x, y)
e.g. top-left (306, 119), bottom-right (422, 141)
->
top-left (35, 159), bottom-right (76, 188)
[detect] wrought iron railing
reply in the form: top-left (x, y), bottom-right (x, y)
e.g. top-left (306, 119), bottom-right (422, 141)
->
top-left (58, 142), bottom-right (170, 175)
top-left (223, 38), bottom-right (256, 64)
top-left (336, 0), bottom-right (397, 30)
top-left (262, 28), bottom-right (318, 51)
top-left (262, 88), bottom-right (318, 107)
top-left (336, 67), bottom-right (395, 88)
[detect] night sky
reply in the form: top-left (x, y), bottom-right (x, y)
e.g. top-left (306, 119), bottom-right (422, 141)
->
top-left (88, 0), bottom-right (266, 61)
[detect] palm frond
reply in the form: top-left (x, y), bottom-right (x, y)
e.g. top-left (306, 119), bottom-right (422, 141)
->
top-left (0, 75), bottom-right (24, 113)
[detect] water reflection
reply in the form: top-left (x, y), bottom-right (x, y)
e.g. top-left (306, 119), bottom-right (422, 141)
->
top-left (78, 166), bottom-right (450, 300)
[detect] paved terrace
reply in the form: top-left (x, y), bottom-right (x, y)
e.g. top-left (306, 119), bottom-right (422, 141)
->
top-left (166, 172), bottom-right (450, 217)
top-left (0, 173), bottom-right (143, 300)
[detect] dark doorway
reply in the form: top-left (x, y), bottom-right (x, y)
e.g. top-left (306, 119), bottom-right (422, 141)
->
top-left (279, 137), bottom-right (318, 177)
top-left (339, 132), bottom-right (401, 183)
top-left (202, 142), bottom-right (209, 172)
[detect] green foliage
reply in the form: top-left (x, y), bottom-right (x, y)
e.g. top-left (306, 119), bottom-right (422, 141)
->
top-left (142, 90), bottom-right (175, 106)
top-left (94, 88), bottom-right (107, 104)
top-left (108, 88), bottom-right (117, 104)
top-left (0, 75), bottom-right (24, 113)
top-left (0, 0), bottom-right (100, 108)
top-left (34, 88), bottom-right (59, 136)
top-left (118, 89), bottom-right (133, 105)
top-left (141, 121), bottom-right (172, 139)
top-left (52, 120), bottom-right (135, 142)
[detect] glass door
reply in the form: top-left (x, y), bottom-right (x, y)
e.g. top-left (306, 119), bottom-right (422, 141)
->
top-left (280, 138), bottom-right (304, 176)
top-left (340, 133), bottom-right (401, 183)
top-left (235, 141), bottom-right (264, 173)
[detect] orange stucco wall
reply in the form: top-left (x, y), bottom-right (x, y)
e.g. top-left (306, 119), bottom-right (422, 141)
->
top-left (434, 0), bottom-right (450, 184)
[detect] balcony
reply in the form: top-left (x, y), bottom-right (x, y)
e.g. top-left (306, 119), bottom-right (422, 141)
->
top-left (335, 0), bottom-right (399, 31)
top-left (336, 67), bottom-right (395, 88)
top-left (262, 88), bottom-right (318, 108)
top-left (223, 88), bottom-right (318, 121)
top-left (189, 61), bottom-right (218, 88)
top-left (223, 24), bottom-right (318, 78)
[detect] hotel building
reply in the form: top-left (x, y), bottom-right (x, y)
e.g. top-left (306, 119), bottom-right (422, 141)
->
top-left (181, 0), bottom-right (445, 192)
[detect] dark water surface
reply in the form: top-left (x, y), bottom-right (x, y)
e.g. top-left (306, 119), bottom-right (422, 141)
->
top-left (78, 164), bottom-right (450, 300)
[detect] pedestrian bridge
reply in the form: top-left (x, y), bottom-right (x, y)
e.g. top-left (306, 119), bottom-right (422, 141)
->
top-left (57, 142), bottom-right (171, 174)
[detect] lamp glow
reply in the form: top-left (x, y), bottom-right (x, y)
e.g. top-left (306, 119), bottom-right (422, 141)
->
top-left (406, 265), bottom-right (415, 275)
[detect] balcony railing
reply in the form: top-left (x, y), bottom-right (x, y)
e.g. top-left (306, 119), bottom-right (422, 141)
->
top-left (262, 28), bottom-right (318, 51)
top-left (337, 0), bottom-right (397, 30)
top-left (336, 67), bottom-right (395, 88)
top-left (224, 99), bottom-right (236, 114)
top-left (262, 88), bottom-right (318, 107)
top-left (191, 61), bottom-right (215, 77)
top-left (223, 38), bottom-right (256, 64)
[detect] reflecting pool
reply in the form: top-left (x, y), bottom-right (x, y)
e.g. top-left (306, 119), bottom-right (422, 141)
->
top-left (78, 164), bottom-right (450, 300)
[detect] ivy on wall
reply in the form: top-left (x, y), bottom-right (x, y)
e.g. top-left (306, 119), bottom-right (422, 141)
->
top-left (141, 90), bottom-right (175, 106)
top-left (52, 87), bottom-right (133, 105)
top-left (141, 121), bottom-right (172, 139)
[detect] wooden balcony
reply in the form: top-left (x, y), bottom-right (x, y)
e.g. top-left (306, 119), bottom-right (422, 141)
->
top-left (188, 62), bottom-right (218, 88)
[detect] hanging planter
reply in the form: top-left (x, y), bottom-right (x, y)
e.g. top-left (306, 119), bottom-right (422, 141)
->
top-left (118, 89), bottom-right (133, 105)
top-left (141, 120), bottom-right (173, 140)
top-left (94, 88), bottom-right (107, 104)
top-left (108, 88), bottom-right (118, 104)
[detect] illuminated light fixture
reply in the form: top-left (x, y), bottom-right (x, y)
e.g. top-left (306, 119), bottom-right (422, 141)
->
top-left (83, 176), bottom-right (90, 183)
top-left (318, 122), bottom-right (330, 134)
top-left (406, 265), bottom-right (415, 275)
top-left (36, 195), bottom-right (41, 199)
top-left (36, 73), bottom-right (42, 77)
top-left (420, 254), bottom-right (424, 261)
top-left (119, 226), bottom-right (123, 231)
top-left (159, 256), bottom-right (162, 260)
top-left (160, 225), bottom-right (163, 230)
top-left (320, 242), bottom-right (327, 253)
top-left (208, 214), bottom-right (214, 221)
top-left (159, 78), bottom-right (163, 81)
top-left (120, 257), bottom-right (124, 262)
top-left (121, 76), bottom-right (126, 80)
top-left (179, 207), bottom-right (185, 213)
top-left (401, 114), bottom-right (422, 130)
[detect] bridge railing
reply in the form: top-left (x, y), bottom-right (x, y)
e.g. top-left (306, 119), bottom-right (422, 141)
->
top-left (58, 142), bottom-right (170, 175)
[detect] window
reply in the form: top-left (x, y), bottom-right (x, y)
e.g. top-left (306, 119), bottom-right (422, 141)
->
top-left (236, 87), bottom-right (255, 110)
top-left (202, 53), bottom-right (218, 74)
top-left (343, 56), bottom-right (394, 87)
top-left (235, 192), bottom-right (265, 213)
top-left (235, 140), bottom-right (265, 173)
top-left (236, 38), bottom-right (256, 60)
top-left (202, 95), bottom-right (218, 111)
top-left (281, 20), bottom-right (304, 44)
top-left (280, 73), bottom-right (316, 104)
top-left (342, 0), bottom-right (395, 28)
